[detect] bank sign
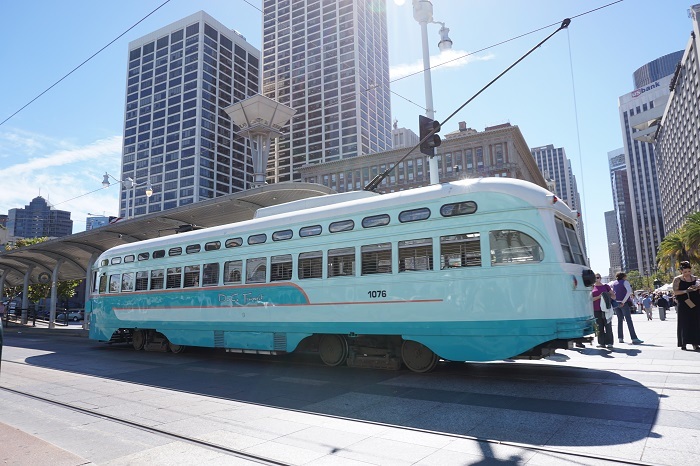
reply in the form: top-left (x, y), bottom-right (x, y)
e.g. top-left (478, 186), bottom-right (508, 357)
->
top-left (632, 81), bottom-right (660, 98)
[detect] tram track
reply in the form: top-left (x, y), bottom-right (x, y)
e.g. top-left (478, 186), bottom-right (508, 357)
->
top-left (0, 381), bottom-right (659, 466)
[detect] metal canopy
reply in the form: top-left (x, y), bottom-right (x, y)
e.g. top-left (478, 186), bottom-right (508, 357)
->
top-left (0, 182), bottom-right (335, 287)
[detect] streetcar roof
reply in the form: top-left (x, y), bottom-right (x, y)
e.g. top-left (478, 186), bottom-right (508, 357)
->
top-left (98, 177), bottom-right (574, 259)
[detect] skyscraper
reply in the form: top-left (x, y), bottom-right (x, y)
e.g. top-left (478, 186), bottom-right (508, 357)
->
top-left (530, 144), bottom-right (586, 257)
top-left (608, 148), bottom-right (637, 272)
top-left (618, 68), bottom-right (676, 276)
top-left (7, 196), bottom-right (73, 239)
top-left (633, 50), bottom-right (684, 89)
top-left (655, 6), bottom-right (700, 235)
top-left (121, 11), bottom-right (260, 218)
top-left (605, 209), bottom-right (622, 278)
top-left (261, 0), bottom-right (393, 183)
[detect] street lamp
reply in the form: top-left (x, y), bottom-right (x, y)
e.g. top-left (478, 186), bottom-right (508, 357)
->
top-left (102, 172), bottom-right (153, 219)
top-left (413, 0), bottom-right (453, 185)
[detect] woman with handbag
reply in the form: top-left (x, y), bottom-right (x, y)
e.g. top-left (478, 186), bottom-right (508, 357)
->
top-left (673, 261), bottom-right (700, 351)
top-left (592, 273), bottom-right (614, 349)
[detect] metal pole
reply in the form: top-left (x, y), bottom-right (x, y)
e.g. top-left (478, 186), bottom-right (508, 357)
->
top-left (416, 2), bottom-right (440, 185)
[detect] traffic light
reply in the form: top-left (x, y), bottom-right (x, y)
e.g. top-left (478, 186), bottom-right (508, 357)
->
top-left (419, 115), bottom-right (441, 156)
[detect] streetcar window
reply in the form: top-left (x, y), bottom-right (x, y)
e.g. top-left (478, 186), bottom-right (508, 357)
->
top-left (135, 271), bottom-right (149, 291)
top-left (111, 257), bottom-right (122, 265)
top-left (399, 238), bottom-right (433, 271)
top-left (272, 229), bottom-right (293, 241)
top-left (186, 244), bottom-right (201, 254)
top-left (166, 267), bottom-right (182, 288)
top-left (225, 237), bottom-right (243, 248)
top-left (399, 208), bottom-right (430, 223)
top-left (440, 201), bottom-right (477, 217)
top-left (204, 241), bottom-right (221, 251)
top-left (100, 259), bottom-right (109, 267)
top-left (490, 230), bottom-right (543, 265)
top-left (121, 273), bottom-right (135, 292)
top-left (299, 251), bottom-right (323, 279)
top-left (248, 234), bottom-right (267, 245)
top-left (362, 214), bottom-right (390, 228)
top-left (138, 252), bottom-right (150, 261)
top-left (183, 265), bottom-right (200, 287)
top-left (202, 263), bottom-right (219, 286)
top-left (299, 225), bottom-right (322, 237)
top-left (224, 260), bottom-right (242, 284)
top-left (555, 218), bottom-right (586, 265)
top-left (246, 257), bottom-right (267, 283)
top-left (109, 274), bottom-right (120, 292)
top-left (153, 250), bottom-right (166, 259)
top-left (329, 219), bottom-right (354, 233)
top-left (98, 274), bottom-right (107, 293)
top-left (124, 255), bottom-right (135, 263)
top-left (271, 255), bottom-right (292, 281)
top-left (441, 233), bottom-right (481, 268)
top-left (169, 247), bottom-right (182, 256)
top-left (328, 247), bottom-right (355, 277)
top-left (361, 242), bottom-right (392, 275)
top-left (150, 269), bottom-right (164, 289)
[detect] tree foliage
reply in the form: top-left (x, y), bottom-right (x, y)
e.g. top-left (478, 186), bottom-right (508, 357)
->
top-left (2, 237), bottom-right (80, 306)
top-left (657, 211), bottom-right (700, 274)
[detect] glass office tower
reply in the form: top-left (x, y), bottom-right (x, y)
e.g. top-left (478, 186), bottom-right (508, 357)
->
top-left (261, 0), bottom-right (393, 183)
top-left (121, 11), bottom-right (260, 217)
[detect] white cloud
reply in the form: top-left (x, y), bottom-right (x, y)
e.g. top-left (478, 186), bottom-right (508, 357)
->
top-left (0, 135), bottom-right (123, 233)
top-left (390, 49), bottom-right (495, 81)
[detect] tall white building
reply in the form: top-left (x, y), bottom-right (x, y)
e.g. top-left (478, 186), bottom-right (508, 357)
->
top-left (605, 209), bottom-right (622, 278)
top-left (618, 72), bottom-right (674, 276)
top-left (530, 144), bottom-right (587, 257)
top-left (655, 4), bottom-right (700, 235)
top-left (261, 0), bottom-right (393, 183)
top-left (120, 12), bottom-right (260, 217)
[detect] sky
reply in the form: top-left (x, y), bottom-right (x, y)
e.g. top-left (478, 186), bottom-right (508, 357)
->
top-left (0, 0), bottom-right (695, 276)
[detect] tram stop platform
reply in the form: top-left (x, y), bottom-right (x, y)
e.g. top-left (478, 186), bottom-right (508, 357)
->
top-left (2, 307), bottom-right (700, 465)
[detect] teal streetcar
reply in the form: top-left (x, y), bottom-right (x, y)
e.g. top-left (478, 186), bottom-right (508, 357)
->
top-left (89, 178), bottom-right (594, 372)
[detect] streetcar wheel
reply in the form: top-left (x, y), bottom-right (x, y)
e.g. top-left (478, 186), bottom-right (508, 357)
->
top-left (318, 334), bottom-right (348, 366)
top-left (401, 340), bottom-right (438, 373)
top-left (168, 342), bottom-right (185, 354)
top-left (132, 330), bottom-right (146, 351)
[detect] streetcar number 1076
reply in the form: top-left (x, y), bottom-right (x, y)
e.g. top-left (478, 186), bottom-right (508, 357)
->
top-left (367, 290), bottom-right (387, 298)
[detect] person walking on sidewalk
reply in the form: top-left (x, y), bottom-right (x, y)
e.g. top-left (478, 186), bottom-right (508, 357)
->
top-left (642, 294), bottom-right (653, 320)
top-left (673, 261), bottom-right (700, 351)
top-left (591, 273), bottom-right (614, 349)
top-left (612, 272), bottom-right (644, 344)
top-left (657, 293), bottom-right (670, 321)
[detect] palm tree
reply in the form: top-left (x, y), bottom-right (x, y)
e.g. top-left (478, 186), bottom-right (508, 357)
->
top-left (657, 230), bottom-right (687, 272)
top-left (681, 212), bottom-right (700, 262)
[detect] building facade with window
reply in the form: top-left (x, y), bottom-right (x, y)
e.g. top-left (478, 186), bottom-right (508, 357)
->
top-left (530, 144), bottom-right (586, 257)
top-left (608, 148), bottom-right (638, 272)
top-left (298, 122), bottom-right (547, 193)
top-left (619, 71), bottom-right (675, 276)
top-left (655, 5), bottom-right (700, 235)
top-left (261, 0), bottom-right (392, 183)
top-left (7, 196), bottom-right (73, 239)
top-left (121, 11), bottom-right (260, 218)
top-left (605, 209), bottom-right (622, 278)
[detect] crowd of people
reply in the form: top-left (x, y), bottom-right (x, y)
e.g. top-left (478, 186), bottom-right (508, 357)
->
top-left (590, 262), bottom-right (700, 351)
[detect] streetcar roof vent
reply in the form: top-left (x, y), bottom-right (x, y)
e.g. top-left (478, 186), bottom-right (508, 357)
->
top-left (254, 191), bottom-right (379, 218)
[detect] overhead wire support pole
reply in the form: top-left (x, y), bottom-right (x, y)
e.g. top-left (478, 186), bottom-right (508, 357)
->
top-left (364, 18), bottom-right (571, 192)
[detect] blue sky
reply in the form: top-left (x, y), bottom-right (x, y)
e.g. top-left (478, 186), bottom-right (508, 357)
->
top-left (0, 0), bottom-right (694, 275)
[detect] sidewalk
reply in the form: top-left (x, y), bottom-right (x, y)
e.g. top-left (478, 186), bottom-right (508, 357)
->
top-left (1, 317), bottom-right (88, 337)
top-left (0, 422), bottom-right (91, 466)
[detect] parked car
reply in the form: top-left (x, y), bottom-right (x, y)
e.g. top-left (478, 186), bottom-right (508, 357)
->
top-left (56, 310), bottom-right (84, 322)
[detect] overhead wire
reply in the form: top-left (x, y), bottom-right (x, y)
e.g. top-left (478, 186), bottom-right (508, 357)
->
top-left (0, 0), bottom-right (173, 128)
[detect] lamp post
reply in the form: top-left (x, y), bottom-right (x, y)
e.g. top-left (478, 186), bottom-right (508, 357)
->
top-left (413, 0), bottom-right (453, 185)
top-left (102, 172), bottom-right (153, 219)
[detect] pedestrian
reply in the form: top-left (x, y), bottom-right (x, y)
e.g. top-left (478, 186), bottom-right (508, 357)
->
top-left (672, 261), bottom-right (700, 351)
top-left (657, 293), bottom-right (670, 321)
top-left (591, 273), bottom-right (614, 349)
top-left (642, 294), bottom-right (653, 320)
top-left (611, 272), bottom-right (644, 344)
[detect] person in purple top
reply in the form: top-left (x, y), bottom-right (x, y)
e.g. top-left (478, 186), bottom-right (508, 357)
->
top-left (611, 272), bottom-right (643, 344)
